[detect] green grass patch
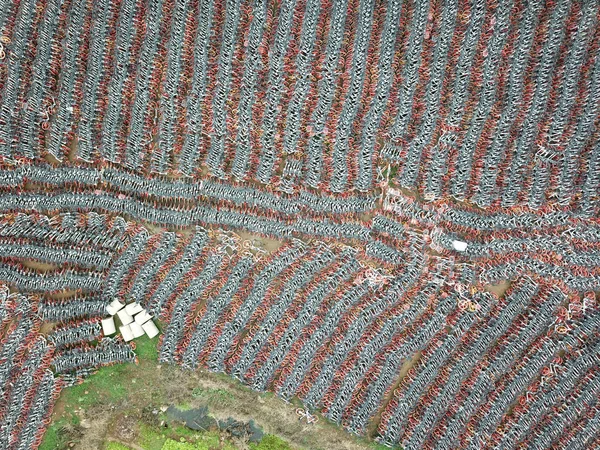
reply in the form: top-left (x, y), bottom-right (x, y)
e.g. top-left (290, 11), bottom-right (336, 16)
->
top-left (38, 420), bottom-right (66, 450)
top-left (39, 414), bottom-right (81, 450)
top-left (250, 434), bottom-right (292, 450)
top-left (195, 431), bottom-right (221, 449)
top-left (138, 423), bottom-right (168, 450)
top-left (137, 419), bottom-right (246, 450)
top-left (161, 439), bottom-right (197, 450)
top-left (191, 387), bottom-right (234, 400)
top-left (158, 431), bottom-right (237, 450)
top-left (167, 422), bottom-right (202, 440)
top-left (176, 402), bottom-right (193, 411)
top-left (152, 414), bottom-right (204, 441)
top-left (55, 336), bottom-right (159, 411)
top-left (105, 442), bottom-right (133, 450)
top-left (138, 423), bottom-right (226, 450)
top-left (190, 387), bottom-right (234, 406)
top-left (135, 335), bottom-right (159, 361)
top-left (59, 363), bottom-right (129, 408)
top-left (40, 336), bottom-right (161, 448)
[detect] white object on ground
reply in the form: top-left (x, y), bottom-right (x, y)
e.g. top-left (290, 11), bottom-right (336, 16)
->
top-left (117, 309), bottom-right (134, 325)
top-left (452, 240), bottom-right (468, 252)
top-left (130, 321), bottom-right (145, 338)
top-left (101, 317), bottom-right (116, 335)
top-left (142, 320), bottom-right (159, 339)
top-left (106, 299), bottom-right (125, 316)
top-left (120, 325), bottom-right (134, 342)
top-left (125, 302), bottom-right (143, 315)
top-left (134, 310), bottom-right (152, 325)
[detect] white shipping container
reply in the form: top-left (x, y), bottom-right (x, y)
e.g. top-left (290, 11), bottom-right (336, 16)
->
top-left (452, 240), bottom-right (468, 252)
top-left (101, 317), bottom-right (116, 335)
top-left (120, 325), bottom-right (134, 342)
top-left (142, 320), bottom-right (159, 339)
top-left (117, 309), bottom-right (134, 325)
top-left (106, 299), bottom-right (125, 316)
top-left (134, 310), bottom-right (152, 325)
top-left (125, 302), bottom-right (143, 315)
top-left (130, 321), bottom-right (145, 338)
